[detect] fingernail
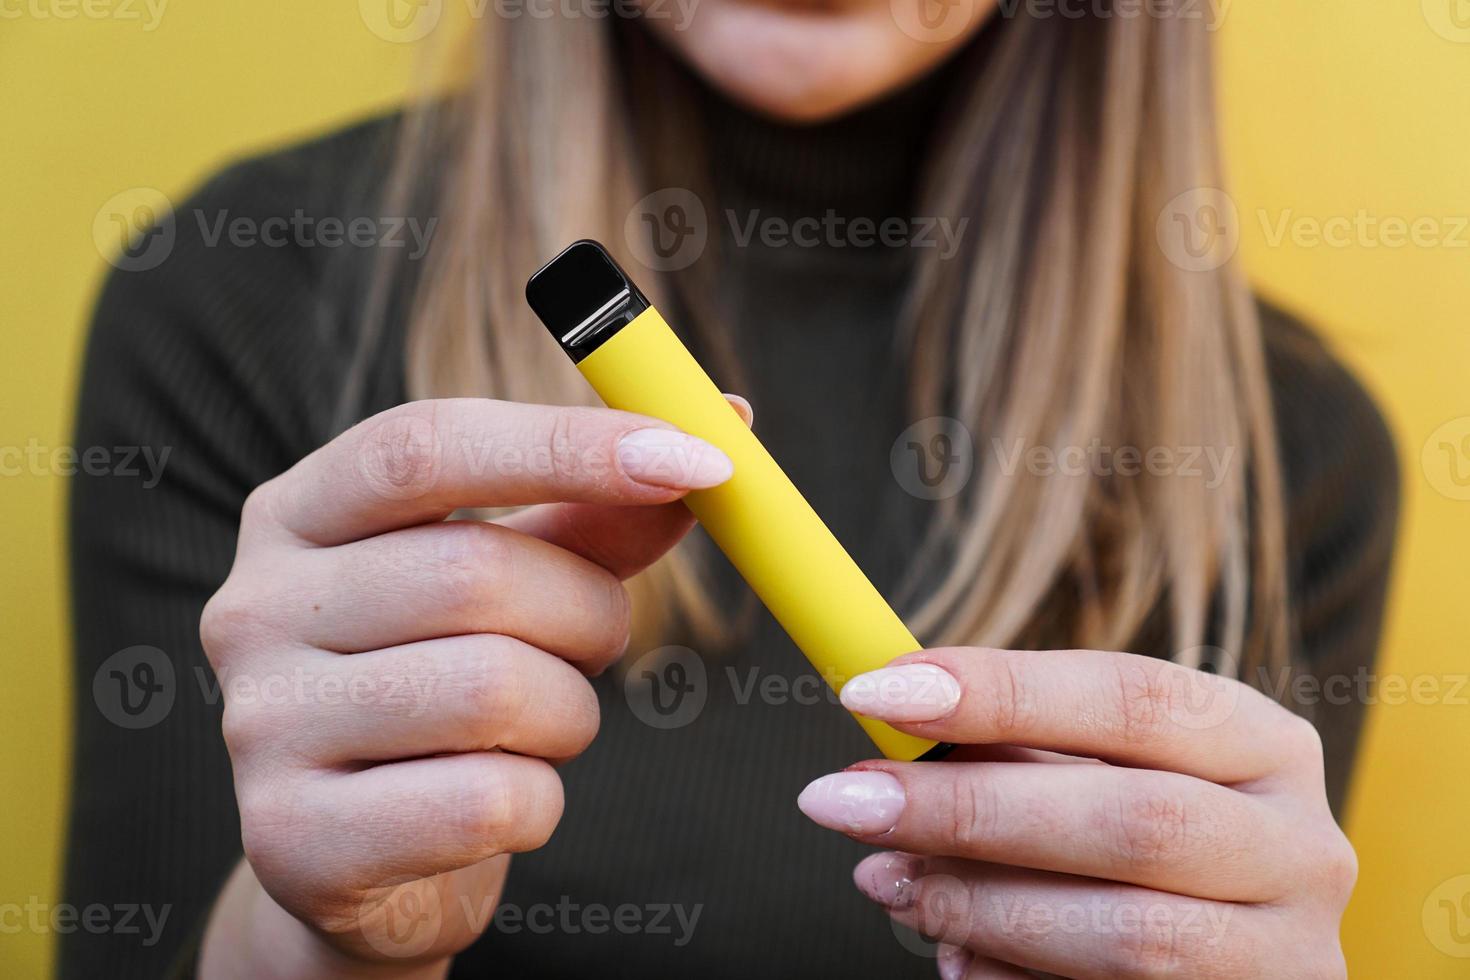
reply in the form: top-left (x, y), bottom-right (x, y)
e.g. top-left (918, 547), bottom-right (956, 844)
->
top-left (723, 393), bottom-right (754, 426)
top-left (797, 771), bottom-right (905, 835)
top-left (617, 429), bottom-right (733, 489)
top-left (937, 943), bottom-right (972, 980)
top-left (840, 663), bottom-right (962, 723)
top-left (852, 851), bottom-right (921, 910)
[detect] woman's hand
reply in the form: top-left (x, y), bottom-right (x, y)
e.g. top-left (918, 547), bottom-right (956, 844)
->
top-left (801, 648), bottom-right (1357, 979)
top-left (197, 398), bottom-right (739, 979)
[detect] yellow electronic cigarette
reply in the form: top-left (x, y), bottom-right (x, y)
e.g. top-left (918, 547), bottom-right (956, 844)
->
top-left (526, 240), bottom-right (951, 762)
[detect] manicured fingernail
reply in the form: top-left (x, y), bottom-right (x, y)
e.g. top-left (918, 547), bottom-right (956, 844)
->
top-left (937, 943), bottom-right (972, 980)
top-left (723, 393), bottom-right (754, 426)
top-left (840, 663), bottom-right (962, 722)
top-left (853, 851), bottom-right (921, 910)
top-left (797, 771), bottom-right (905, 835)
top-left (617, 429), bottom-right (733, 489)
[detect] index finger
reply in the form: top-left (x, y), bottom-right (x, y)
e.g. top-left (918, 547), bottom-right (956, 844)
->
top-left (839, 647), bottom-right (1320, 785)
top-left (249, 399), bottom-right (733, 547)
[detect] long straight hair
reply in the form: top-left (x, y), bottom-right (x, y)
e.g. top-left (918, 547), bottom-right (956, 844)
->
top-left (370, 7), bottom-right (1291, 686)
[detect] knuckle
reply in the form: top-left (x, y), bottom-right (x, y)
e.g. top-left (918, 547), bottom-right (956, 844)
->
top-left (199, 581), bottom-right (265, 661)
top-left (431, 523), bottom-right (510, 618)
top-left (596, 578), bottom-right (634, 664)
top-left (219, 697), bottom-right (269, 757)
top-left (1111, 660), bottom-right (1174, 745)
top-left (1313, 830), bottom-right (1359, 902)
top-left (239, 482), bottom-right (279, 533)
top-left (357, 403), bottom-right (442, 502)
top-left (197, 593), bottom-right (233, 659)
top-left (237, 784), bottom-right (301, 872)
top-left (1330, 838), bottom-right (1360, 896)
top-left (540, 409), bottom-right (585, 485)
top-left (1280, 711), bottom-right (1326, 762)
top-left (984, 654), bottom-right (1037, 738)
top-left (522, 781), bottom-right (564, 851)
top-left (1108, 895), bottom-right (1252, 980)
top-left (233, 784), bottom-right (352, 933)
top-left (456, 771), bottom-right (517, 844)
top-left (1110, 787), bottom-right (1199, 871)
top-left (462, 644), bottom-right (526, 744)
top-left (1112, 906), bottom-right (1188, 978)
top-left (938, 773), bottom-right (1002, 853)
top-left (562, 686), bottom-right (602, 756)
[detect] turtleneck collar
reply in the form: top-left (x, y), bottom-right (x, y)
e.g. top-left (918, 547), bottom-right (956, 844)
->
top-left (697, 66), bottom-right (953, 224)
top-left (621, 23), bottom-right (962, 228)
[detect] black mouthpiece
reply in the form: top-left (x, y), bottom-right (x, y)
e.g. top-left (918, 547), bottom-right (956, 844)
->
top-left (525, 240), bottom-right (649, 363)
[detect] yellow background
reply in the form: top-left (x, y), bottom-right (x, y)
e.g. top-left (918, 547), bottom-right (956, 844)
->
top-left (1, 1), bottom-right (1466, 975)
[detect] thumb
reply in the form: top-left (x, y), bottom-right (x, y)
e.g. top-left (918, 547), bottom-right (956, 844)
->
top-left (497, 393), bottom-right (752, 578)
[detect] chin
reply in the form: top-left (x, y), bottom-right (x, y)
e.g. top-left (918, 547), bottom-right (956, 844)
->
top-left (640, 0), bottom-right (988, 123)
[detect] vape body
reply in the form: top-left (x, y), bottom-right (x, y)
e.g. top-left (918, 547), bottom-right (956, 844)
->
top-left (527, 241), bottom-right (944, 762)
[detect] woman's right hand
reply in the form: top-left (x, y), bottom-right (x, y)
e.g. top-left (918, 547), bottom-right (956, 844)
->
top-left (196, 398), bottom-right (738, 979)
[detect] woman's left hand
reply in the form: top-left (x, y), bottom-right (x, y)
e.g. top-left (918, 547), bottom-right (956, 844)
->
top-left (799, 647), bottom-right (1357, 979)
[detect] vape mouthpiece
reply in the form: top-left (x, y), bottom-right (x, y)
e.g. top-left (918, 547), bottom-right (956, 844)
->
top-left (525, 240), bottom-right (649, 362)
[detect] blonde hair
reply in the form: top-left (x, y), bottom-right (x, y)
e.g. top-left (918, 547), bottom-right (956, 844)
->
top-left (370, 9), bottom-right (1290, 686)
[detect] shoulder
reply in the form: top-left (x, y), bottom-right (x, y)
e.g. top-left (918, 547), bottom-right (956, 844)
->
top-left (131, 109), bottom-right (407, 298)
top-left (1254, 300), bottom-right (1400, 807)
top-left (180, 111), bottom-right (407, 269)
top-left (82, 112), bottom-right (413, 467)
top-left (207, 110), bottom-right (403, 197)
top-left (1255, 298), bottom-right (1400, 645)
top-left (1257, 298), bottom-right (1399, 527)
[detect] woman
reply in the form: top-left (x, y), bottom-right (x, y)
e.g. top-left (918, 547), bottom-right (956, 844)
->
top-left (63, 2), bottom-right (1398, 977)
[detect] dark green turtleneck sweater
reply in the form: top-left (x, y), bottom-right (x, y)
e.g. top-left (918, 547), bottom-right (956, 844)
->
top-left (62, 34), bottom-right (1397, 980)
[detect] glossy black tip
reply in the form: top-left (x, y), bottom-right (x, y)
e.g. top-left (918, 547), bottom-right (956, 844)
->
top-left (525, 240), bottom-right (649, 362)
top-left (915, 742), bottom-right (957, 762)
